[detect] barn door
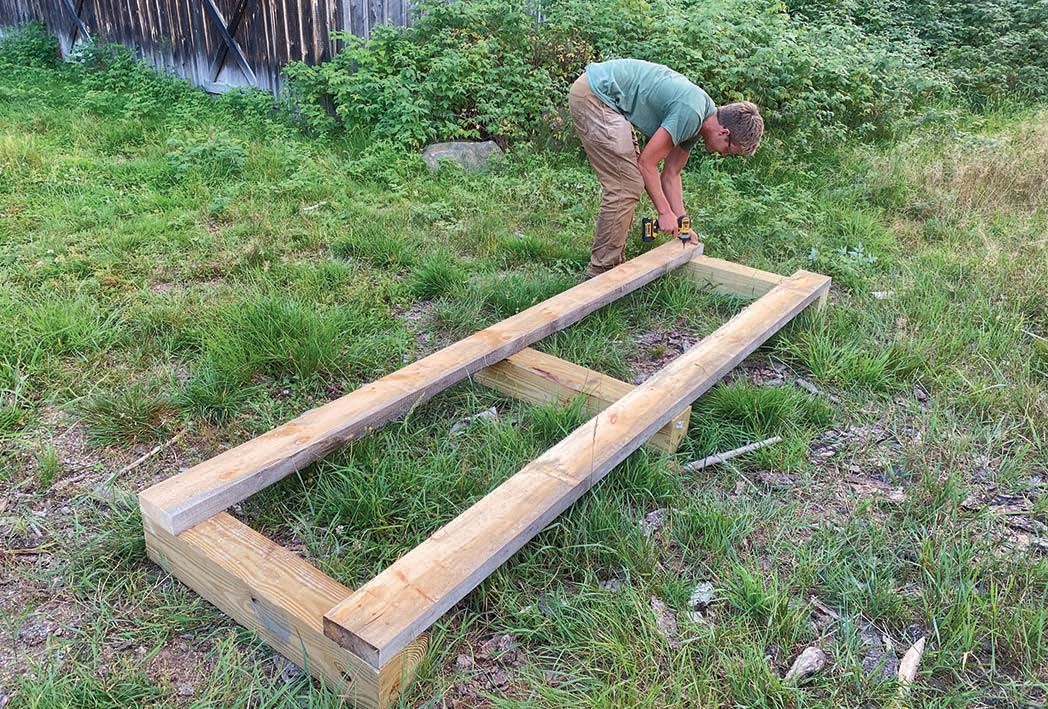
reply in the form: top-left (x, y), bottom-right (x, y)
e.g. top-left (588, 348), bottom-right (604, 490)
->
top-left (58, 0), bottom-right (90, 53)
top-left (201, 0), bottom-right (256, 90)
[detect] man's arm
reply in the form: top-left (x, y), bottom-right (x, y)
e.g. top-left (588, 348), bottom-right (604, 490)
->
top-left (637, 128), bottom-right (681, 234)
top-left (660, 145), bottom-right (690, 218)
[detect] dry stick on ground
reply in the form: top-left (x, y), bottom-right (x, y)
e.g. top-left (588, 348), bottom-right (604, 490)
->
top-left (890, 636), bottom-right (927, 708)
top-left (682, 436), bottom-right (783, 472)
top-left (108, 429), bottom-right (187, 484)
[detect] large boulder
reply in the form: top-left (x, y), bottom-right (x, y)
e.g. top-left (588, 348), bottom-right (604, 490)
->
top-left (422, 141), bottom-right (504, 172)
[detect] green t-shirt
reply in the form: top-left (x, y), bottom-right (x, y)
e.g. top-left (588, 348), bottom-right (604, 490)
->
top-left (585, 59), bottom-right (716, 151)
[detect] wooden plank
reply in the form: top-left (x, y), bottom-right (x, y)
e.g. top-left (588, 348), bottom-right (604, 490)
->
top-left (143, 512), bottom-right (427, 708)
top-left (323, 270), bottom-right (831, 668)
top-left (678, 254), bottom-right (785, 300)
top-left (139, 241), bottom-right (702, 536)
top-left (473, 347), bottom-right (690, 454)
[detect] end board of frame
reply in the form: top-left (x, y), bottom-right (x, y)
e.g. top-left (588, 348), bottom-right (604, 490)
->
top-left (142, 511), bottom-right (428, 708)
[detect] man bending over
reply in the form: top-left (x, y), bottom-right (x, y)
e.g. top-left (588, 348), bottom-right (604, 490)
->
top-left (569, 58), bottom-right (764, 276)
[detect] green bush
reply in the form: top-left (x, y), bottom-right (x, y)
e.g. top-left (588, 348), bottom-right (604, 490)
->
top-left (545, 0), bottom-right (938, 139)
top-left (165, 131), bottom-right (248, 184)
top-left (286, 0), bottom-right (559, 146)
top-left (287, 0), bottom-right (938, 147)
top-left (789, 0), bottom-right (1048, 103)
top-left (0, 21), bottom-right (59, 68)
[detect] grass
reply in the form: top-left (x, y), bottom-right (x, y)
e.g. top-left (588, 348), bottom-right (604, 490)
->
top-left (1, 31), bottom-right (1047, 709)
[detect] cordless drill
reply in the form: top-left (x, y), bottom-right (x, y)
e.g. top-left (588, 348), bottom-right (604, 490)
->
top-left (642, 214), bottom-right (693, 247)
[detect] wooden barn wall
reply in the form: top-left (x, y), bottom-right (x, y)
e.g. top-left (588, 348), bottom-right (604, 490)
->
top-left (0, 0), bottom-right (416, 94)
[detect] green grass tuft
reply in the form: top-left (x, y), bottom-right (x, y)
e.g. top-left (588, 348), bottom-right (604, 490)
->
top-left (407, 252), bottom-right (468, 299)
top-left (196, 295), bottom-right (407, 386)
top-left (34, 444), bottom-right (61, 489)
top-left (175, 365), bottom-right (257, 424)
top-left (81, 383), bottom-right (175, 445)
top-left (477, 269), bottom-right (579, 316)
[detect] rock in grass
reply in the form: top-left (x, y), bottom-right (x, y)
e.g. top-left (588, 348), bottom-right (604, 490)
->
top-left (755, 470), bottom-right (798, 490)
top-left (688, 581), bottom-right (715, 610)
top-left (422, 141), bottom-right (504, 172)
top-left (641, 508), bottom-right (667, 536)
top-left (784, 647), bottom-right (827, 682)
top-left (650, 596), bottom-right (680, 649)
top-left (450, 406), bottom-right (498, 435)
top-left (862, 648), bottom-right (899, 681)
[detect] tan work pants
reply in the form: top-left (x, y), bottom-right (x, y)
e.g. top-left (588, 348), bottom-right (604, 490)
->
top-left (569, 74), bottom-right (644, 276)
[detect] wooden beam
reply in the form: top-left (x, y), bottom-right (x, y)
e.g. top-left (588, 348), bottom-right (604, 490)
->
top-left (139, 241), bottom-right (701, 536)
top-left (322, 271), bottom-right (831, 668)
top-left (473, 347), bottom-right (690, 454)
top-left (143, 512), bottom-right (427, 708)
top-left (679, 254), bottom-right (785, 300)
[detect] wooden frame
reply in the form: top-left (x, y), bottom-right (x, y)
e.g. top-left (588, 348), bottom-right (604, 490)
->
top-left (139, 243), bottom-right (830, 707)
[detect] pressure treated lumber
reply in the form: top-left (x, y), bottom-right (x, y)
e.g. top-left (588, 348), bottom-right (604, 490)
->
top-left (323, 270), bottom-right (831, 668)
top-left (473, 347), bottom-right (690, 453)
top-left (142, 512), bottom-right (427, 708)
top-left (139, 241), bottom-right (702, 536)
top-left (679, 254), bottom-right (786, 299)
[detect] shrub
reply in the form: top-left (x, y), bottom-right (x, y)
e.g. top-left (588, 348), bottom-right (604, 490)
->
top-left (788, 0), bottom-right (1048, 103)
top-left (288, 0), bottom-right (938, 147)
top-left (286, 0), bottom-right (559, 146)
top-left (0, 21), bottom-right (59, 68)
top-left (165, 131), bottom-right (248, 184)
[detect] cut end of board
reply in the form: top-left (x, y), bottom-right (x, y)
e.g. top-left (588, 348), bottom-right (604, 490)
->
top-left (324, 616), bottom-right (384, 670)
top-left (138, 493), bottom-right (177, 535)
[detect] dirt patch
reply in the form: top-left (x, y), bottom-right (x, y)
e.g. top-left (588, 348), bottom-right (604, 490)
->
top-left (0, 583), bottom-right (83, 688)
top-left (808, 423), bottom-right (920, 479)
top-left (442, 632), bottom-right (531, 706)
top-left (629, 325), bottom-right (701, 384)
top-left (147, 639), bottom-right (216, 701)
top-left (395, 299), bottom-right (459, 360)
top-left (962, 484), bottom-right (1048, 554)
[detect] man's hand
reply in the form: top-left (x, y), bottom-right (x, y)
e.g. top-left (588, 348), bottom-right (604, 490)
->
top-left (657, 212), bottom-right (679, 235)
top-left (687, 230), bottom-right (700, 246)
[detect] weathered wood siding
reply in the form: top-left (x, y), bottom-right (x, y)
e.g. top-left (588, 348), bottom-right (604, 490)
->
top-left (0, 0), bottom-right (415, 93)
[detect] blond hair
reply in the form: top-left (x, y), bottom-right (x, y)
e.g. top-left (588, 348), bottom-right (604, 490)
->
top-left (718, 102), bottom-right (764, 156)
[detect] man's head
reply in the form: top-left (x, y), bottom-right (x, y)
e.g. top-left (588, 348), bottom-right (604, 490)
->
top-left (701, 102), bottom-right (764, 156)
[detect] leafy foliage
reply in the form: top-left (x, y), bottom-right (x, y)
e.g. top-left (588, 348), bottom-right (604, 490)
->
top-left (165, 131), bottom-right (248, 184)
top-left (287, 0), bottom-right (940, 147)
top-left (789, 0), bottom-right (1048, 103)
top-left (286, 0), bottom-right (560, 146)
top-left (0, 21), bottom-right (58, 68)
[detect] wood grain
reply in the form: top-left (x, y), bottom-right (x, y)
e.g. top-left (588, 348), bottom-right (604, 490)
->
top-left (323, 270), bottom-right (831, 668)
top-left (140, 241), bottom-right (702, 536)
top-left (474, 347), bottom-right (690, 453)
top-left (143, 512), bottom-right (427, 708)
top-left (678, 255), bottom-right (786, 300)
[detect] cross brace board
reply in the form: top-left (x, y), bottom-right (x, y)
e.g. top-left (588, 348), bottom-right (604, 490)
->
top-left (139, 244), bottom-right (829, 707)
top-left (474, 347), bottom-right (691, 454)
